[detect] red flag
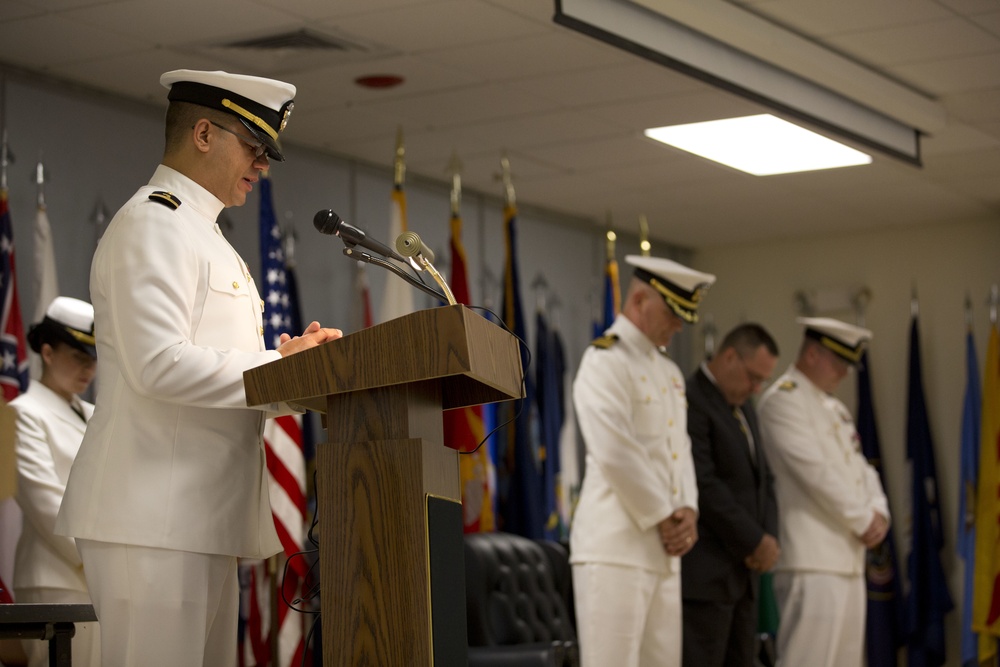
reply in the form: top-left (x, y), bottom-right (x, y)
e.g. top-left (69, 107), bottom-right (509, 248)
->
top-left (443, 211), bottom-right (494, 532)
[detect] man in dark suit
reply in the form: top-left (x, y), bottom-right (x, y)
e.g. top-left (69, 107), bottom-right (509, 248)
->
top-left (681, 323), bottom-right (781, 667)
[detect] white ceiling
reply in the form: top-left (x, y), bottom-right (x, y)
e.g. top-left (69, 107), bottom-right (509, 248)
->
top-left (0, 0), bottom-right (998, 248)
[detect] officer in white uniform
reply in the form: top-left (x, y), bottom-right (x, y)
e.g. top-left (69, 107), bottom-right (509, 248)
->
top-left (757, 317), bottom-right (890, 667)
top-left (571, 255), bottom-right (716, 667)
top-left (13, 297), bottom-right (99, 667)
top-left (55, 70), bottom-right (342, 667)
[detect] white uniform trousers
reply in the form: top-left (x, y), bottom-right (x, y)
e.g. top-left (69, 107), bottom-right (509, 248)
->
top-left (773, 571), bottom-right (865, 667)
top-left (573, 562), bottom-right (681, 667)
top-left (77, 539), bottom-right (239, 667)
top-left (15, 588), bottom-right (101, 667)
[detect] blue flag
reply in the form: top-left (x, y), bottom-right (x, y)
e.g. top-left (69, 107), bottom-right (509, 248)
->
top-left (497, 203), bottom-right (543, 538)
top-left (958, 329), bottom-right (982, 667)
top-left (857, 351), bottom-right (904, 666)
top-left (536, 310), bottom-right (564, 541)
top-left (593, 254), bottom-right (620, 338)
top-left (904, 315), bottom-right (955, 667)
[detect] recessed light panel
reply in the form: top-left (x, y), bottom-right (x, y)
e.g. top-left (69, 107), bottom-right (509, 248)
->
top-left (644, 114), bottom-right (872, 175)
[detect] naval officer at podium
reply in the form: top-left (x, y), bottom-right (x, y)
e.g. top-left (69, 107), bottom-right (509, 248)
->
top-left (55, 69), bottom-right (341, 667)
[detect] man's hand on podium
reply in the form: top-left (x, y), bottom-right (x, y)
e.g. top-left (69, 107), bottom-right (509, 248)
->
top-left (277, 321), bottom-right (343, 357)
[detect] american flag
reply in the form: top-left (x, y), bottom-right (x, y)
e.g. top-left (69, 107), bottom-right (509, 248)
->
top-left (0, 189), bottom-right (29, 401)
top-left (241, 176), bottom-right (309, 667)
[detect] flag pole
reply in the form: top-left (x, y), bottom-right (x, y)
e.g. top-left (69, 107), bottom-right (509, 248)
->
top-left (34, 156), bottom-right (45, 209)
top-left (638, 214), bottom-right (651, 256)
top-left (394, 127), bottom-right (405, 189)
top-left (1, 130), bottom-right (9, 194)
top-left (268, 554), bottom-right (279, 664)
top-left (447, 151), bottom-right (462, 218)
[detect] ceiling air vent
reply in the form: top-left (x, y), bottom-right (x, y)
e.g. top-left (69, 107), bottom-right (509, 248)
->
top-left (223, 29), bottom-right (357, 52)
top-left (197, 28), bottom-right (396, 76)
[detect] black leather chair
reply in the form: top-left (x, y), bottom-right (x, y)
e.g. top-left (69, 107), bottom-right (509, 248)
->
top-left (464, 532), bottom-right (579, 667)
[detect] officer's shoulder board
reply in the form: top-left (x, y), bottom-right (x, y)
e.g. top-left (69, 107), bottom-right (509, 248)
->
top-left (777, 380), bottom-right (797, 392)
top-left (148, 191), bottom-right (182, 210)
top-left (590, 334), bottom-right (619, 350)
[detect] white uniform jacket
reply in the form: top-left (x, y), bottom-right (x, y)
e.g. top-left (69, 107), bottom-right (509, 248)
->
top-left (757, 365), bottom-right (890, 575)
top-left (13, 381), bottom-right (93, 592)
top-left (56, 165), bottom-right (284, 559)
top-left (569, 315), bottom-right (698, 574)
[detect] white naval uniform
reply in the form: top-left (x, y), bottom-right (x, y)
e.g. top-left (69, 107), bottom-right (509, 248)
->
top-left (570, 314), bottom-right (698, 667)
top-left (757, 365), bottom-right (890, 667)
top-left (12, 381), bottom-right (100, 667)
top-left (55, 165), bottom-right (286, 667)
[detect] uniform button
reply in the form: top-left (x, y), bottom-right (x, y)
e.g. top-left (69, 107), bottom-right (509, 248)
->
top-left (668, 419), bottom-right (674, 426)
top-left (232, 281), bottom-right (240, 289)
top-left (259, 326), bottom-right (264, 335)
top-left (646, 395), bottom-right (651, 402)
top-left (260, 299), bottom-right (265, 311)
top-left (672, 452), bottom-right (678, 460)
top-left (672, 487), bottom-right (678, 495)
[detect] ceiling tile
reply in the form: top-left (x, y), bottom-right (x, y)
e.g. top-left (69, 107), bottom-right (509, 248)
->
top-left (825, 18), bottom-right (1000, 66)
top-left (506, 61), bottom-right (706, 109)
top-left (891, 52), bottom-right (1000, 95)
top-left (419, 29), bottom-right (633, 82)
top-left (332, 0), bottom-right (548, 55)
top-left (345, 82), bottom-right (560, 132)
top-left (0, 14), bottom-right (147, 68)
top-left (728, 0), bottom-right (951, 36)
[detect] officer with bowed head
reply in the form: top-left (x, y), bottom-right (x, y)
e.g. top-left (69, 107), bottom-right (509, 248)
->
top-left (14, 297), bottom-right (100, 667)
top-left (55, 69), bottom-right (342, 667)
top-left (571, 254), bottom-right (715, 667)
top-left (757, 317), bottom-right (890, 667)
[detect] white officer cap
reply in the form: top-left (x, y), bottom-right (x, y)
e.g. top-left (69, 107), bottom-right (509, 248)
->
top-left (160, 69), bottom-right (296, 162)
top-left (27, 296), bottom-right (96, 358)
top-left (797, 316), bottom-right (872, 364)
top-left (626, 255), bottom-right (716, 323)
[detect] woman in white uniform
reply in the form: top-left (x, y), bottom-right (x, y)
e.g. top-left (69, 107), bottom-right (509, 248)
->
top-left (13, 296), bottom-right (100, 667)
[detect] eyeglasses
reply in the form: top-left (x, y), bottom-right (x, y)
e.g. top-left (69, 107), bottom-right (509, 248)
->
top-left (210, 121), bottom-right (268, 160)
top-left (737, 354), bottom-right (770, 388)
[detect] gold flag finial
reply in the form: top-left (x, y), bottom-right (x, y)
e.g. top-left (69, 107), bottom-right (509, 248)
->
top-left (605, 211), bottom-right (617, 262)
top-left (393, 126), bottom-right (406, 187)
top-left (499, 153), bottom-right (516, 207)
top-left (447, 151), bottom-right (463, 217)
top-left (639, 214), bottom-right (651, 256)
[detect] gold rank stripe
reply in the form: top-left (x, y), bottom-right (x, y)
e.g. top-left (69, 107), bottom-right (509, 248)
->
top-left (222, 98), bottom-right (278, 140)
top-left (819, 335), bottom-right (863, 362)
top-left (67, 328), bottom-right (96, 346)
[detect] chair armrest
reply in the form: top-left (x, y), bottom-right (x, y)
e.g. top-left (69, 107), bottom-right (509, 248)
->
top-left (468, 641), bottom-right (567, 667)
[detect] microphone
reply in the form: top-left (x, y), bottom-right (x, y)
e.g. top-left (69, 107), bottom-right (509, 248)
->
top-left (313, 209), bottom-right (407, 262)
top-left (394, 231), bottom-right (456, 305)
top-left (394, 231), bottom-right (435, 264)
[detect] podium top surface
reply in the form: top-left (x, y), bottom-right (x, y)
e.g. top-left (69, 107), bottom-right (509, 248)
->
top-left (244, 305), bottom-right (523, 412)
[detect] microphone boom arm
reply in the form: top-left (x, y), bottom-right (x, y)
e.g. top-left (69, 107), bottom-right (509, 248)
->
top-left (344, 248), bottom-right (450, 304)
top-left (410, 255), bottom-right (456, 306)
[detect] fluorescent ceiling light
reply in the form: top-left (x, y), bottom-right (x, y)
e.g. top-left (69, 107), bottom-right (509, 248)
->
top-left (644, 114), bottom-right (873, 176)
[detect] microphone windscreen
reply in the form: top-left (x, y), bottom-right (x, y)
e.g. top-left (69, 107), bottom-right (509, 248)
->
top-left (313, 210), bottom-right (342, 235)
top-left (395, 231), bottom-right (435, 263)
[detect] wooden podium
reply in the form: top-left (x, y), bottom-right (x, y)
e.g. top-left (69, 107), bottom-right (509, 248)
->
top-left (244, 305), bottom-right (523, 666)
